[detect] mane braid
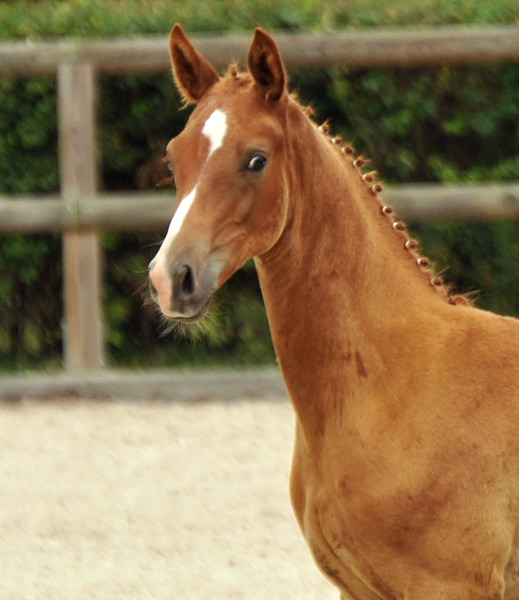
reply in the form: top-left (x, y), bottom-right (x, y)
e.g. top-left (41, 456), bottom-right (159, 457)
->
top-left (228, 62), bottom-right (240, 79)
top-left (302, 106), bottom-right (470, 307)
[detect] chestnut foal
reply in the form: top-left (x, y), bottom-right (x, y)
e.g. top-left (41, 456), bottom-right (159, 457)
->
top-left (149, 24), bottom-right (519, 600)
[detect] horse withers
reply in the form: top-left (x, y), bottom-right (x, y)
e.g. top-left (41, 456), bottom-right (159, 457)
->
top-left (149, 24), bottom-right (519, 600)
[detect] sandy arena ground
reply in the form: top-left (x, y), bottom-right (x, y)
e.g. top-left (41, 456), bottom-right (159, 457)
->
top-left (0, 396), bottom-right (337, 600)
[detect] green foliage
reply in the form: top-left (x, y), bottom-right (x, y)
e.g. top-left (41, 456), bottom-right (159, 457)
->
top-left (0, 78), bottom-right (58, 192)
top-left (1, 0), bottom-right (519, 370)
top-left (0, 235), bottom-right (62, 370)
top-left (324, 63), bottom-right (519, 183)
top-left (1, 0), bottom-right (518, 39)
top-left (0, 74), bottom-right (61, 371)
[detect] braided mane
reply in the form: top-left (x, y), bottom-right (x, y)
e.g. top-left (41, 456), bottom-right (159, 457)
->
top-left (301, 101), bottom-right (471, 307)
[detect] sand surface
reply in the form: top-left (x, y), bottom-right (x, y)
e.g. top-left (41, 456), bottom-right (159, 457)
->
top-left (0, 396), bottom-right (337, 599)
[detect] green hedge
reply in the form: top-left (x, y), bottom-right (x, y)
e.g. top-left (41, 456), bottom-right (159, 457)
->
top-left (1, 0), bottom-right (519, 39)
top-left (1, 0), bottom-right (519, 371)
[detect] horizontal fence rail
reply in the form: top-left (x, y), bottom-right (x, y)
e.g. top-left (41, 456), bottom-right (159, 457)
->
top-left (0, 369), bottom-right (287, 402)
top-left (1, 24), bottom-right (519, 381)
top-left (1, 25), bottom-right (519, 75)
top-left (2, 181), bottom-right (519, 233)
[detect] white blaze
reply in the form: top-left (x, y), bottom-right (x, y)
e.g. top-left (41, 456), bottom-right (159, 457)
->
top-left (153, 185), bottom-right (198, 266)
top-left (152, 109), bottom-right (227, 269)
top-left (202, 109), bottom-right (228, 158)
top-left (167, 185), bottom-right (198, 241)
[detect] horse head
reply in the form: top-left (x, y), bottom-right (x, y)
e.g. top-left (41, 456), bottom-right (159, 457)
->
top-left (149, 24), bottom-right (291, 323)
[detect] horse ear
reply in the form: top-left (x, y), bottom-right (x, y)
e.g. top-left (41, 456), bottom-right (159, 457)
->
top-left (169, 24), bottom-right (220, 103)
top-left (247, 28), bottom-right (286, 103)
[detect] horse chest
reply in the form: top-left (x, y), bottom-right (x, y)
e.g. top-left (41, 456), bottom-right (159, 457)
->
top-left (291, 424), bottom-right (516, 600)
top-left (293, 473), bottom-right (399, 599)
top-left (290, 434), bottom-right (404, 598)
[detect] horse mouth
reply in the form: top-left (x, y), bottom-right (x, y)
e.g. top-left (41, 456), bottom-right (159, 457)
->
top-left (149, 276), bottom-right (215, 324)
top-left (170, 294), bottom-right (214, 324)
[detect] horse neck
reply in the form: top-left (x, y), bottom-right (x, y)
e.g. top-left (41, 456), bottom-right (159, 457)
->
top-left (255, 108), bottom-right (447, 439)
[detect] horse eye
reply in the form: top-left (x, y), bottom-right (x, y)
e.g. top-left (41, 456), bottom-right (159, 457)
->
top-left (161, 154), bottom-right (174, 174)
top-left (246, 154), bottom-right (267, 173)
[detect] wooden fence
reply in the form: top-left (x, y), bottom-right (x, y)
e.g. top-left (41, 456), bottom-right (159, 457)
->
top-left (1, 25), bottom-right (519, 375)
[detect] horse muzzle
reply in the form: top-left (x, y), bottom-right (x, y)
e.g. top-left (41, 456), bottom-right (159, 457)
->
top-left (148, 252), bottom-right (223, 323)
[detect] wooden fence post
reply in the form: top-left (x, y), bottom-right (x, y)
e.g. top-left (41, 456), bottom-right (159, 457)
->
top-left (57, 63), bottom-right (104, 370)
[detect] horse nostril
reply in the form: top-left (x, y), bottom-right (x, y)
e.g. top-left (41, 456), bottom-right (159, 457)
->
top-left (180, 265), bottom-right (196, 299)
